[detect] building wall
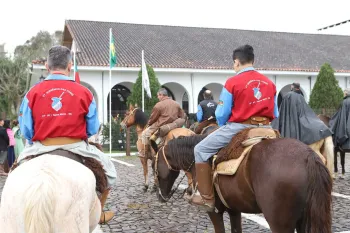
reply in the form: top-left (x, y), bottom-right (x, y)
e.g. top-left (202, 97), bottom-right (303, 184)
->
top-left (31, 66), bottom-right (349, 125)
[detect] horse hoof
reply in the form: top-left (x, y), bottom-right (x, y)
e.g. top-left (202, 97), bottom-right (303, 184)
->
top-left (340, 174), bottom-right (345, 179)
top-left (143, 185), bottom-right (149, 192)
top-left (151, 185), bottom-right (157, 193)
top-left (183, 193), bottom-right (192, 202)
top-left (186, 188), bottom-right (193, 196)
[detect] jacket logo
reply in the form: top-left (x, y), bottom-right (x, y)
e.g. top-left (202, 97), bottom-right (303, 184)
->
top-left (253, 87), bottom-right (262, 100)
top-left (51, 92), bottom-right (65, 111)
top-left (207, 102), bottom-right (215, 108)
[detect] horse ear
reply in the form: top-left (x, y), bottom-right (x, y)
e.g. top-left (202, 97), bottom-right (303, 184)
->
top-left (129, 104), bottom-right (134, 111)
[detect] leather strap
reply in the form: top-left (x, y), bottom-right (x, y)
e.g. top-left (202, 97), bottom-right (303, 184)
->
top-left (41, 137), bottom-right (83, 146)
top-left (213, 173), bottom-right (231, 209)
top-left (241, 116), bottom-right (270, 125)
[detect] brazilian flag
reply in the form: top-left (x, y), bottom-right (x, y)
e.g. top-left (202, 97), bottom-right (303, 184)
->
top-left (110, 31), bottom-right (117, 68)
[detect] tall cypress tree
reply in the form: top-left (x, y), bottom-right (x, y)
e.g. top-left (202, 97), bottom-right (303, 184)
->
top-left (309, 63), bottom-right (343, 115)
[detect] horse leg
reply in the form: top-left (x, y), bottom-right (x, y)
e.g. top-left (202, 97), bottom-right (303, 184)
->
top-left (89, 195), bottom-right (102, 233)
top-left (295, 218), bottom-right (304, 233)
top-left (150, 157), bottom-right (158, 193)
top-left (323, 136), bottom-right (334, 179)
top-left (185, 171), bottom-right (194, 195)
top-left (140, 157), bottom-right (149, 192)
top-left (228, 211), bottom-right (242, 233)
top-left (208, 212), bottom-right (225, 233)
top-left (341, 151), bottom-right (346, 178)
top-left (334, 147), bottom-right (338, 174)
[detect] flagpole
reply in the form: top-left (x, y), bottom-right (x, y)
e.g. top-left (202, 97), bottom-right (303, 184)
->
top-left (109, 28), bottom-right (112, 156)
top-left (73, 51), bottom-right (76, 81)
top-left (142, 50), bottom-right (145, 112)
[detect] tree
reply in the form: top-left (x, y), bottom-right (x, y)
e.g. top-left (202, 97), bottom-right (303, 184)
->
top-left (0, 30), bottom-right (62, 119)
top-left (0, 57), bottom-right (29, 118)
top-left (14, 30), bottom-right (63, 62)
top-left (309, 63), bottom-right (344, 115)
top-left (127, 64), bottom-right (161, 113)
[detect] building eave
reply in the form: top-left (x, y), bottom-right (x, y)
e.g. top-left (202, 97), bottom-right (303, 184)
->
top-left (32, 64), bottom-right (350, 77)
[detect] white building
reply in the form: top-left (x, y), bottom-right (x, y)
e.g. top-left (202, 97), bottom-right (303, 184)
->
top-left (32, 20), bottom-right (350, 125)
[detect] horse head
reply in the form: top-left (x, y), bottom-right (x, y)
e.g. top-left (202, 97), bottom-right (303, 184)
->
top-left (154, 135), bottom-right (206, 203)
top-left (317, 114), bottom-right (330, 127)
top-left (120, 107), bottom-right (148, 131)
top-left (154, 146), bottom-right (180, 202)
top-left (120, 108), bottom-right (138, 130)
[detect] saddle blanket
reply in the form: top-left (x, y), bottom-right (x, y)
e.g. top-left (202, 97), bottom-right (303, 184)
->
top-left (214, 145), bottom-right (254, 175)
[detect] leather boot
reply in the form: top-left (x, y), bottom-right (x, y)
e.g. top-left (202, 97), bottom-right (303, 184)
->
top-left (0, 164), bottom-right (8, 176)
top-left (99, 188), bottom-right (115, 224)
top-left (190, 162), bottom-right (215, 212)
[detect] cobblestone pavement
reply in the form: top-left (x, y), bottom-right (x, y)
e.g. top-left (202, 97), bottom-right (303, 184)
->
top-left (1, 154), bottom-right (350, 232)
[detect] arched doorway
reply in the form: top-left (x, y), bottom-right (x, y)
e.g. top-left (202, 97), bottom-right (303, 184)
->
top-left (81, 81), bottom-right (99, 109)
top-left (277, 84), bottom-right (307, 107)
top-left (182, 92), bottom-right (189, 114)
top-left (107, 84), bottom-right (131, 121)
top-left (198, 83), bottom-right (223, 104)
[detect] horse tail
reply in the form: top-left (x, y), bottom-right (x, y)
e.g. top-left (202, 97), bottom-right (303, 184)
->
top-left (323, 136), bottom-right (334, 178)
top-left (304, 151), bottom-right (332, 233)
top-left (24, 168), bottom-right (57, 233)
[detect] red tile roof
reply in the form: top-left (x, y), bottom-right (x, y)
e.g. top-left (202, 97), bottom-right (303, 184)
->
top-left (34, 20), bottom-right (350, 73)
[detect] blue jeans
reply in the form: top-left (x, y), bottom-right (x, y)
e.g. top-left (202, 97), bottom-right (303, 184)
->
top-left (194, 122), bottom-right (271, 162)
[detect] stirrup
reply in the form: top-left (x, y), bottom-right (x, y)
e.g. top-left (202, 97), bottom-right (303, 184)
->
top-left (100, 212), bottom-right (107, 224)
top-left (99, 211), bottom-right (114, 224)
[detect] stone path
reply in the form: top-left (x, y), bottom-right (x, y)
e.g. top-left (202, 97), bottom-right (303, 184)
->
top-left (2, 154), bottom-right (350, 232)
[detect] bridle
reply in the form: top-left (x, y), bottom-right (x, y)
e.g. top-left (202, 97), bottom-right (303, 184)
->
top-left (120, 108), bottom-right (138, 130)
top-left (154, 145), bottom-right (194, 202)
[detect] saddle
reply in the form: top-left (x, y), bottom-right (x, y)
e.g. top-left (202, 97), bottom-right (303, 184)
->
top-left (11, 144), bottom-right (107, 194)
top-left (150, 118), bottom-right (186, 148)
top-left (213, 127), bottom-right (279, 175)
top-left (195, 117), bottom-right (217, 134)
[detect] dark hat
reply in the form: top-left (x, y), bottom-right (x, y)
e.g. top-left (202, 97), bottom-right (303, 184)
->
top-left (292, 82), bottom-right (300, 89)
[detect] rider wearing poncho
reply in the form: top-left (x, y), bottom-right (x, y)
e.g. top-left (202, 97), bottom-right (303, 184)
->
top-left (329, 88), bottom-right (350, 149)
top-left (271, 84), bottom-right (332, 145)
top-left (190, 44), bottom-right (279, 212)
top-left (17, 45), bottom-right (117, 224)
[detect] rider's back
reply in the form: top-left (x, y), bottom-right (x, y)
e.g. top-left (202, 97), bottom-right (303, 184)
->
top-left (151, 98), bottom-right (182, 127)
top-left (24, 80), bottom-right (95, 141)
top-left (227, 70), bottom-right (276, 122)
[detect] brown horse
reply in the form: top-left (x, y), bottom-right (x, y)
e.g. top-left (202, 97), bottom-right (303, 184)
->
top-left (318, 114), bottom-right (347, 178)
top-left (155, 134), bottom-right (332, 233)
top-left (120, 106), bottom-right (195, 192)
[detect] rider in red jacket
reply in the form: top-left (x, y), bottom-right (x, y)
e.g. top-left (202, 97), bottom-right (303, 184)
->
top-left (190, 45), bottom-right (279, 212)
top-left (18, 45), bottom-right (116, 223)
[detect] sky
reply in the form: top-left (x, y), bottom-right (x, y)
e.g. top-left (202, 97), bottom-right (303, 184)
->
top-left (1, 0), bottom-right (349, 56)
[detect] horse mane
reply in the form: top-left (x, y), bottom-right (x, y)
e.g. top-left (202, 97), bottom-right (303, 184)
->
top-left (134, 109), bottom-right (148, 128)
top-left (164, 135), bottom-right (207, 169)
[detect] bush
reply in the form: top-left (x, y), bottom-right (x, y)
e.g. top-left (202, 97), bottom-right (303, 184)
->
top-left (101, 118), bottom-right (139, 152)
top-left (101, 120), bottom-right (126, 151)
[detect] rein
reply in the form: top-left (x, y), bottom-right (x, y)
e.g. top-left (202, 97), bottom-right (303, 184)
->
top-left (120, 108), bottom-right (138, 129)
top-left (155, 145), bottom-right (194, 202)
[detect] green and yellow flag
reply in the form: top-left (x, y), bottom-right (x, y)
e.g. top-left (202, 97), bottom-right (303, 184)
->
top-left (110, 29), bottom-right (117, 68)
